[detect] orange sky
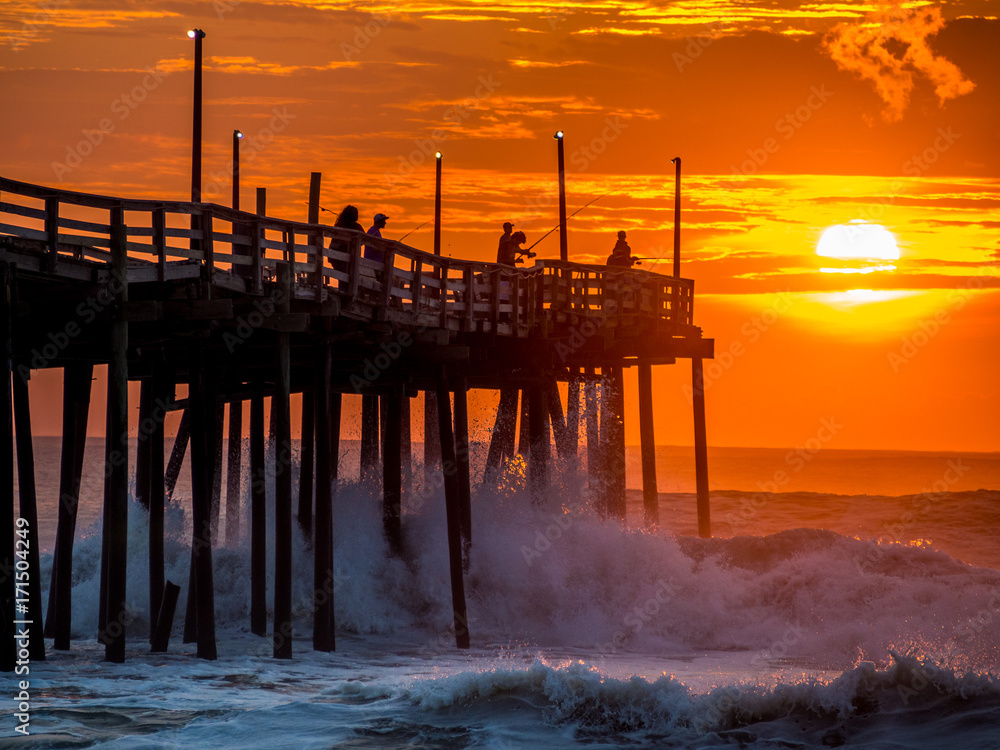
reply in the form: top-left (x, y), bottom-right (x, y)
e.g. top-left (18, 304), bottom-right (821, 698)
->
top-left (2, 1), bottom-right (998, 452)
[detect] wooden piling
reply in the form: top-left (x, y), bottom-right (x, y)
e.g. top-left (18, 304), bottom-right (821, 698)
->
top-left (452, 376), bottom-right (472, 568)
top-left (528, 385), bottom-right (548, 502)
top-left (360, 394), bottom-right (379, 485)
top-left (330, 391), bottom-right (342, 481)
top-left (0, 263), bottom-right (14, 672)
top-left (566, 369), bottom-right (580, 455)
top-left (188, 341), bottom-right (218, 660)
top-left (164, 408), bottom-right (190, 502)
top-left (518, 389), bottom-right (530, 457)
top-left (150, 581), bottom-right (181, 653)
top-left (383, 385), bottom-right (403, 555)
top-left (45, 361), bottom-right (92, 647)
top-left (638, 362), bottom-right (660, 529)
top-left (401, 394), bottom-right (412, 499)
top-left (692, 358), bottom-right (711, 538)
top-left (547, 379), bottom-right (571, 460)
top-left (148, 371), bottom-right (167, 637)
top-left (210, 402), bottom-right (224, 539)
top-left (102, 221), bottom-right (129, 663)
top-left (226, 395), bottom-right (243, 545)
top-left (434, 366), bottom-right (470, 649)
top-left (298, 390), bottom-right (315, 539)
top-left (585, 368), bottom-right (600, 502)
top-left (12, 365), bottom-right (45, 661)
top-left (423, 391), bottom-right (440, 481)
top-left (273, 261), bottom-right (293, 659)
top-left (313, 341), bottom-right (335, 652)
top-left (136, 380), bottom-right (152, 510)
top-left (609, 366), bottom-right (627, 520)
top-left (250, 377), bottom-right (267, 637)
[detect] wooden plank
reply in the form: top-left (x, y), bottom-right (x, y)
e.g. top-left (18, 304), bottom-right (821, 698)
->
top-left (0, 201), bottom-right (46, 221)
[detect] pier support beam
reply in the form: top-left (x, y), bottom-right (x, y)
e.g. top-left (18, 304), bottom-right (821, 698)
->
top-left (382, 384), bottom-right (403, 555)
top-left (226, 393), bottom-right (243, 545)
top-left (585, 369), bottom-right (600, 504)
top-left (250, 377), bottom-right (267, 637)
top-left (547, 379), bottom-right (571, 461)
top-left (434, 366), bottom-right (470, 649)
top-left (423, 391), bottom-right (440, 481)
top-left (136, 380), bottom-right (152, 511)
top-left (148, 371), bottom-right (167, 638)
top-left (638, 362), bottom-right (660, 529)
top-left (566, 370), bottom-right (580, 456)
top-left (692, 358), bottom-right (711, 538)
top-left (1, 263), bottom-right (15, 672)
top-left (12, 366), bottom-right (44, 661)
top-left (453, 376), bottom-right (472, 568)
top-left (273, 261), bottom-right (293, 659)
top-left (188, 342), bottom-right (218, 660)
top-left (164, 408), bottom-right (190, 502)
top-left (484, 388), bottom-right (517, 484)
top-left (313, 341), bottom-right (335, 652)
top-left (518, 389), bottom-right (530, 458)
top-left (601, 367), bottom-right (626, 520)
top-left (298, 390), bottom-right (315, 539)
top-left (528, 385), bottom-right (548, 503)
top-left (45, 362), bottom-right (92, 649)
top-left (101, 221), bottom-right (129, 663)
top-left (360, 394), bottom-right (379, 486)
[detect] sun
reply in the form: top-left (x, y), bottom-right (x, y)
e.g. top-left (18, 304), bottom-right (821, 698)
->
top-left (817, 221), bottom-right (899, 261)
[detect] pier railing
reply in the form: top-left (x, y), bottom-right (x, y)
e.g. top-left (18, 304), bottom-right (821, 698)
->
top-left (0, 177), bottom-right (696, 336)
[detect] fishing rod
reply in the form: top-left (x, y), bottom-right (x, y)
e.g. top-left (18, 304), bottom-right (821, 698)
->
top-left (523, 193), bottom-right (609, 253)
top-left (397, 221), bottom-right (428, 242)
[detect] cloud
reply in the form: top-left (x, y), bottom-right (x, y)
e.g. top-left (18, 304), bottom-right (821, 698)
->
top-left (822, 3), bottom-right (976, 122)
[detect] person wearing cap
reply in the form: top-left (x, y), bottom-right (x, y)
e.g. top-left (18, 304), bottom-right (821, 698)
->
top-left (607, 230), bottom-right (637, 268)
top-left (364, 212), bottom-right (389, 263)
top-left (497, 221), bottom-right (516, 266)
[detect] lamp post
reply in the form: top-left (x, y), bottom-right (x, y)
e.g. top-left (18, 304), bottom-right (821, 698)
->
top-left (188, 29), bottom-right (205, 204)
top-left (232, 129), bottom-right (242, 211)
top-left (554, 131), bottom-right (567, 261)
top-left (433, 151), bottom-right (442, 256)
top-left (670, 156), bottom-right (681, 278)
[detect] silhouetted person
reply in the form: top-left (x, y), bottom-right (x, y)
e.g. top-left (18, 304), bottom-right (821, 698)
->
top-left (330, 204), bottom-right (364, 277)
top-left (497, 222), bottom-right (515, 266)
top-left (607, 230), bottom-right (636, 268)
top-left (365, 212), bottom-right (389, 263)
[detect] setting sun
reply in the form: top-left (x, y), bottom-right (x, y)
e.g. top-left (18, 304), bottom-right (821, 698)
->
top-left (816, 221), bottom-right (900, 261)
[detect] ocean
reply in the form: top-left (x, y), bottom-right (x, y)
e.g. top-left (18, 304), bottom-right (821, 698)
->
top-left (9, 439), bottom-right (1000, 748)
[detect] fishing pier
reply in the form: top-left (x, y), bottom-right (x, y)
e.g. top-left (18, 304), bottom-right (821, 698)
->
top-left (0, 174), bottom-right (714, 667)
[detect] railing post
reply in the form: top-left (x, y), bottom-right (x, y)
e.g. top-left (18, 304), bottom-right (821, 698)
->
top-left (202, 208), bottom-right (215, 288)
top-left (251, 218), bottom-right (263, 295)
top-left (153, 206), bottom-right (166, 282)
top-left (347, 234), bottom-right (362, 300)
top-left (439, 261), bottom-right (449, 329)
top-left (45, 196), bottom-right (59, 269)
top-left (463, 264), bottom-right (475, 331)
top-left (411, 260), bottom-right (423, 313)
top-left (380, 247), bottom-right (396, 312)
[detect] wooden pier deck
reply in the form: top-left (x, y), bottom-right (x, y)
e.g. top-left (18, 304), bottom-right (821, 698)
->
top-left (0, 175), bottom-right (714, 666)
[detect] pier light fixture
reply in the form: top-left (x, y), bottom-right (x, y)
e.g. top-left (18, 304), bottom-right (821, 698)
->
top-left (187, 28), bottom-right (205, 39)
top-left (670, 156), bottom-right (681, 277)
top-left (232, 130), bottom-right (242, 211)
top-left (434, 150), bottom-right (442, 256)
top-left (555, 130), bottom-right (567, 260)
